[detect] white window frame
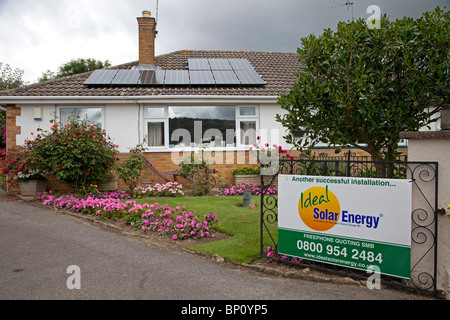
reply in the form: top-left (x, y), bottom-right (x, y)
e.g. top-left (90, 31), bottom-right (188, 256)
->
top-left (144, 106), bottom-right (168, 150)
top-left (143, 105), bottom-right (260, 152)
top-left (57, 105), bottom-right (105, 128)
top-left (236, 105), bottom-right (259, 148)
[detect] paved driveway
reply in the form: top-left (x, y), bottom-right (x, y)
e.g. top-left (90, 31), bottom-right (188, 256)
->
top-left (0, 195), bottom-right (435, 304)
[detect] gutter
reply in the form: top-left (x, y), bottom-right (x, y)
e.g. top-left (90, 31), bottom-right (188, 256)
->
top-left (0, 95), bottom-right (279, 105)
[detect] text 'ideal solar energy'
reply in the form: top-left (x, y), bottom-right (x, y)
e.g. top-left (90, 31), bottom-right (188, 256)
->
top-left (83, 59), bottom-right (265, 86)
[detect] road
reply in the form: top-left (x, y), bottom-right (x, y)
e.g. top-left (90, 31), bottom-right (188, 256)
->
top-left (0, 196), bottom-right (435, 306)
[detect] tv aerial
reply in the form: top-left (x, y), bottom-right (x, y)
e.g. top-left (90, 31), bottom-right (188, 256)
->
top-left (329, 1), bottom-right (355, 20)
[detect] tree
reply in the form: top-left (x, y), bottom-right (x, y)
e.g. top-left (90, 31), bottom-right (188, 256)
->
top-left (0, 62), bottom-right (26, 90)
top-left (38, 58), bottom-right (111, 82)
top-left (277, 7), bottom-right (449, 176)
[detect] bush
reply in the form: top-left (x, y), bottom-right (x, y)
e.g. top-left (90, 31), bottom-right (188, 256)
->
top-left (133, 182), bottom-right (184, 198)
top-left (178, 153), bottom-right (217, 196)
top-left (27, 119), bottom-right (118, 192)
top-left (231, 166), bottom-right (260, 176)
top-left (217, 182), bottom-right (277, 196)
top-left (115, 141), bottom-right (146, 192)
top-left (0, 145), bottom-right (45, 187)
top-left (36, 191), bottom-right (218, 240)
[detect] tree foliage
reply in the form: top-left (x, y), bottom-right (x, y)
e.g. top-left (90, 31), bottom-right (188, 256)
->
top-left (277, 7), bottom-right (449, 166)
top-left (38, 58), bottom-right (111, 82)
top-left (0, 62), bottom-right (26, 90)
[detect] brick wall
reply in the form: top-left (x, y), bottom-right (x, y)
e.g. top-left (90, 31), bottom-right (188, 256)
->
top-left (5, 145), bottom-right (409, 194)
top-left (6, 105), bottom-right (20, 149)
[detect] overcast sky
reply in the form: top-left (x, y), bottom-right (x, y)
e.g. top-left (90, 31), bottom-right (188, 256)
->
top-left (0, 0), bottom-right (448, 83)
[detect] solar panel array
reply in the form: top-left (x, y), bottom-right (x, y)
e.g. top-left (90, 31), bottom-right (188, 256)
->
top-left (83, 59), bottom-right (265, 86)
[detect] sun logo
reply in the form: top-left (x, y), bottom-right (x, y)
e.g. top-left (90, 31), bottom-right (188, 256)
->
top-left (298, 185), bottom-right (341, 232)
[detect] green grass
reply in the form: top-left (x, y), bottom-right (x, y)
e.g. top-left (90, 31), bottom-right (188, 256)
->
top-left (134, 195), bottom-right (277, 264)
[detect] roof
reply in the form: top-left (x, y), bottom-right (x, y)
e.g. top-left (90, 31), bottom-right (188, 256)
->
top-left (0, 50), bottom-right (302, 98)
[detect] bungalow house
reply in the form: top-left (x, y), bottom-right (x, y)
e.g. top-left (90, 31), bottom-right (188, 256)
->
top-left (0, 10), bottom-right (382, 191)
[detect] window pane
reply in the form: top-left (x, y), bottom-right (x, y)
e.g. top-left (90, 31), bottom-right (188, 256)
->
top-left (239, 107), bottom-right (256, 116)
top-left (168, 106), bottom-right (236, 147)
top-left (240, 121), bottom-right (256, 145)
top-left (60, 108), bottom-right (102, 127)
top-left (147, 107), bottom-right (165, 118)
top-left (147, 122), bottom-right (165, 147)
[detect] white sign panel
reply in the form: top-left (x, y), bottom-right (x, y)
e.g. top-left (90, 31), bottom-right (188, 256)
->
top-left (278, 175), bottom-right (412, 279)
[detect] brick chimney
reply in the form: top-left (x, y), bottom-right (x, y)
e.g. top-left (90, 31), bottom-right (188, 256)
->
top-left (137, 10), bottom-right (156, 65)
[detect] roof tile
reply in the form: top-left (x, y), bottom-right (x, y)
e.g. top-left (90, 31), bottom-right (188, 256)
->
top-left (0, 50), bottom-right (302, 97)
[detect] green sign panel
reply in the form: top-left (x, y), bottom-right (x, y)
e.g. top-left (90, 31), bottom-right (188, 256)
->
top-left (278, 229), bottom-right (411, 279)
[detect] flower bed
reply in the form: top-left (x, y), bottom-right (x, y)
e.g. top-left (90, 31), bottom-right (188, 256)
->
top-left (36, 190), bottom-right (218, 240)
top-left (133, 182), bottom-right (184, 198)
top-left (217, 182), bottom-right (277, 196)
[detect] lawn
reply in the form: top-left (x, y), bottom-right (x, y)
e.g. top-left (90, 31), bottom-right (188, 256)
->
top-left (134, 195), bottom-right (278, 264)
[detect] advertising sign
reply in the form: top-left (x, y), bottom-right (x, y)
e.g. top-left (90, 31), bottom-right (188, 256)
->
top-left (278, 175), bottom-right (412, 279)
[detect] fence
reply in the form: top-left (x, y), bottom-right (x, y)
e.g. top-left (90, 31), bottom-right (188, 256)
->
top-left (260, 158), bottom-right (439, 296)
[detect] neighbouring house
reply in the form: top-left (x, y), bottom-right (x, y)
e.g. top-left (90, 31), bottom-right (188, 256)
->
top-left (0, 10), bottom-right (407, 192)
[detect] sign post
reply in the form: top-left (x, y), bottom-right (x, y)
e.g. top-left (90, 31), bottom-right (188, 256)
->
top-left (278, 175), bottom-right (412, 279)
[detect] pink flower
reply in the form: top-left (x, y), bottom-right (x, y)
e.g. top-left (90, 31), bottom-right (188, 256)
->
top-left (65, 123), bottom-right (71, 128)
top-left (172, 234), bottom-right (178, 240)
top-left (253, 142), bottom-right (257, 147)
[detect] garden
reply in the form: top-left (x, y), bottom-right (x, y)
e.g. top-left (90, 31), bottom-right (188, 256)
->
top-left (0, 119), bottom-right (290, 265)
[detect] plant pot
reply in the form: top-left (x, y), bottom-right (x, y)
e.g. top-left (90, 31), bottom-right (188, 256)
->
top-left (234, 174), bottom-right (260, 186)
top-left (19, 180), bottom-right (46, 197)
top-left (98, 177), bottom-right (118, 192)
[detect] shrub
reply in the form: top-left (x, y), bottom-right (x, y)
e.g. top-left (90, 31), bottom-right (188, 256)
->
top-left (0, 145), bottom-right (45, 187)
top-left (217, 182), bottom-right (277, 196)
top-left (133, 182), bottom-right (184, 198)
top-left (36, 191), bottom-right (218, 240)
top-left (115, 141), bottom-right (146, 192)
top-left (231, 166), bottom-right (260, 176)
top-left (178, 153), bottom-right (217, 196)
top-left (27, 119), bottom-right (118, 192)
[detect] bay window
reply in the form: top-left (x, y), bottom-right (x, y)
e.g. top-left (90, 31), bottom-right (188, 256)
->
top-left (144, 105), bottom-right (259, 150)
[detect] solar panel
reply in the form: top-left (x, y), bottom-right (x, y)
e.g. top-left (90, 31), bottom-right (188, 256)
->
top-left (228, 59), bottom-right (253, 71)
top-left (189, 71), bottom-right (215, 85)
top-left (208, 59), bottom-right (233, 70)
top-left (138, 70), bottom-right (156, 85)
top-left (83, 58), bottom-right (265, 86)
top-left (235, 70), bottom-right (265, 85)
top-left (212, 70), bottom-right (240, 84)
top-left (188, 59), bottom-right (211, 71)
top-left (84, 70), bottom-right (118, 85)
top-left (110, 70), bottom-right (141, 85)
top-left (165, 70), bottom-right (190, 85)
top-left (155, 70), bottom-right (166, 84)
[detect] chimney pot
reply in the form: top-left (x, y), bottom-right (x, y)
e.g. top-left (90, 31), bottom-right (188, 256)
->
top-left (142, 10), bottom-right (151, 18)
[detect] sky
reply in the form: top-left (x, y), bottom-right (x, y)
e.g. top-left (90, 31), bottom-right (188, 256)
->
top-left (0, 0), bottom-right (448, 83)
